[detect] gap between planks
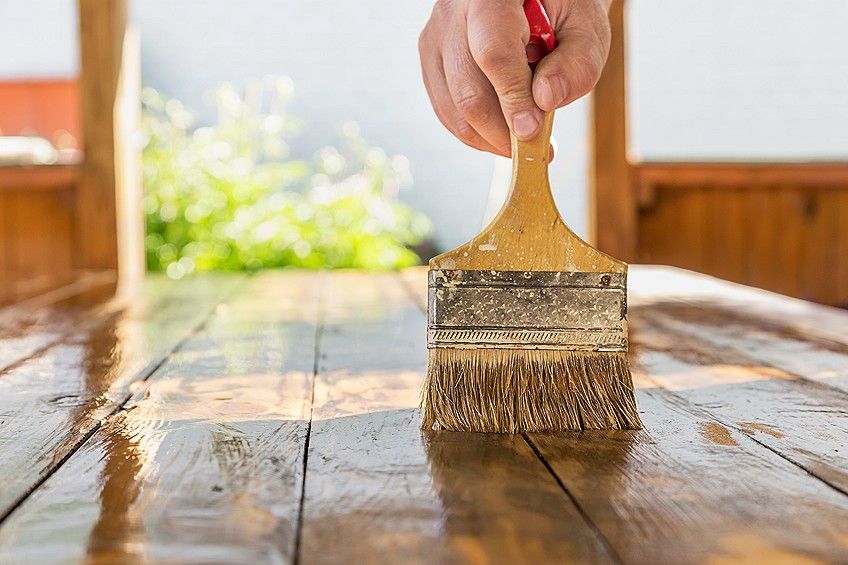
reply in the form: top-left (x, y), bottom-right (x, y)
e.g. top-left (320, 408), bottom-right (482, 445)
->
top-left (0, 272), bottom-right (321, 563)
top-left (397, 268), bottom-right (623, 561)
top-left (400, 266), bottom-right (848, 563)
top-left (0, 275), bottom-right (247, 526)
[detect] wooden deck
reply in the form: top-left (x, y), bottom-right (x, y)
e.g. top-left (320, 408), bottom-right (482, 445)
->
top-left (0, 267), bottom-right (846, 564)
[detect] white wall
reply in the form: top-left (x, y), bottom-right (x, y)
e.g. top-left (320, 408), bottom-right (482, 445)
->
top-left (628, 0), bottom-right (848, 161)
top-left (0, 0), bottom-right (78, 78)
top-left (129, 0), bottom-right (589, 249)
top-left (3, 1), bottom-right (847, 249)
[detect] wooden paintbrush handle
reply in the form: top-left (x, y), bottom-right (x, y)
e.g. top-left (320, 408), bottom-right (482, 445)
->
top-left (503, 1), bottom-right (558, 212)
top-left (512, 111), bottom-right (554, 173)
top-left (503, 112), bottom-right (557, 219)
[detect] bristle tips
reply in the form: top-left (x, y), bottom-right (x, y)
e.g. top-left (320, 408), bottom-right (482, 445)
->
top-left (421, 349), bottom-right (641, 433)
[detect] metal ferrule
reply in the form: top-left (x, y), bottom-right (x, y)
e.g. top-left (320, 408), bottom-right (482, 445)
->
top-left (427, 270), bottom-right (628, 351)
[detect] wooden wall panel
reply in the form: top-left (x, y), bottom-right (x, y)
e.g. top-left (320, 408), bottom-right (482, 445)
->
top-left (838, 191), bottom-right (848, 305)
top-left (7, 192), bottom-right (75, 278)
top-left (638, 184), bottom-right (848, 306)
top-left (0, 167), bottom-right (79, 304)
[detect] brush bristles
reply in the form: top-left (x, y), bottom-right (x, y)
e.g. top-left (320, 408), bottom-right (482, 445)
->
top-left (421, 349), bottom-right (641, 433)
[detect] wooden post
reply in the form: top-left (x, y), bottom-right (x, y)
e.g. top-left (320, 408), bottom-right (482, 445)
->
top-left (589, 0), bottom-right (637, 262)
top-left (77, 0), bottom-right (144, 293)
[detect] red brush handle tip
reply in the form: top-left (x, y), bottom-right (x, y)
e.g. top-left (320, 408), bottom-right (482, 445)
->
top-left (523, 0), bottom-right (557, 66)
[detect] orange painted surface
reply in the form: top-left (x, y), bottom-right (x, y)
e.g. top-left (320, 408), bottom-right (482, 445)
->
top-left (0, 79), bottom-right (81, 148)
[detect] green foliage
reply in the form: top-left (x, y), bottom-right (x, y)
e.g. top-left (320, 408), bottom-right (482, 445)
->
top-left (142, 78), bottom-right (431, 277)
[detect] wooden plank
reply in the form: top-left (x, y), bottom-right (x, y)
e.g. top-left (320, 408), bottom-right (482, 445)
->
top-left (9, 191), bottom-right (74, 279)
top-left (0, 165), bottom-right (80, 192)
top-left (779, 186), bottom-right (807, 297)
top-left (630, 266), bottom-right (848, 391)
top-left (404, 266), bottom-right (848, 562)
top-left (630, 266), bottom-right (848, 343)
top-left (589, 0), bottom-right (636, 261)
top-left (529, 384), bottom-right (848, 564)
top-left (0, 272), bottom-right (316, 563)
top-left (703, 186), bottom-right (746, 284)
top-left (836, 189), bottom-right (848, 307)
top-left (800, 187), bottom-right (840, 303)
top-left (0, 270), bottom-right (117, 370)
top-left (631, 306), bottom-right (848, 494)
top-left (0, 275), bottom-right (241, 523)
top-left (635, 298), bottom-right (848, 395)
top-left (300, 272), bottom-right (614, 563)
top-left (0, 192), bottom-right (9, 298)
top-left (679, 189), bottom-right (708, 273)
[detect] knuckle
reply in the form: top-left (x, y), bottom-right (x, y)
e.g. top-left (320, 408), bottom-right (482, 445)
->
top-left (497, 83), bottom-right (533, 108)
top-left (454, 87), bottom-right (495, 124)
top-left (474, 42), bottom-right (512, 72)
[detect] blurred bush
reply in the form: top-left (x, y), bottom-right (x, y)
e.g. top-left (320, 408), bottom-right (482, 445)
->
top-left (142, 77), bottom-right (431, 277)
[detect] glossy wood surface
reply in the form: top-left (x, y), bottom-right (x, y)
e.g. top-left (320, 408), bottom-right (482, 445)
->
top-left (0, 275), bottom-right (240, 522)
top-left (300, 272), bottom-right (613, 563)
top-left (1, 267), bottom-right (847, 563)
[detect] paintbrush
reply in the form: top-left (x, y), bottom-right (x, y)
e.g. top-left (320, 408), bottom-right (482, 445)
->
top-left (421, 0), bottom-right (641, 432)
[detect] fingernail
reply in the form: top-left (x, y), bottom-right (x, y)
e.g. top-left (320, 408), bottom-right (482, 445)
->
top-left (512, 111), bottom-right (540, 139)
top-left (536, 76), bottom-right (567, 110)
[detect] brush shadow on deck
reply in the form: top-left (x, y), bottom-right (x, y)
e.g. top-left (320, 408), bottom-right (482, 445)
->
top-left (0, 267), bottom-right (846, 563)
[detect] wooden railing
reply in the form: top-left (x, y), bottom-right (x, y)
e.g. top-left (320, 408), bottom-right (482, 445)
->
top-left (589, 0), bottom-right (848, 306)
top-left (0, 0), bottom-right (142, 304)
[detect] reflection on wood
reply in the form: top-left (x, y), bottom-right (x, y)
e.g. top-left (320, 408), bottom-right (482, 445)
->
top-left (0, 273), bottom-right (312, 563)
top-left (300, 272), bottom-right (613, 563)
top-left (631, 309), bottom-right (848, 494)
top-left (0, 276), bottom-right (240, 522)
top-left (0, 270), bottom-right (117, 369)
top-left (0, 267), bottom-right (847, 563)
top-left (531, 386), bottom-right (848, 564)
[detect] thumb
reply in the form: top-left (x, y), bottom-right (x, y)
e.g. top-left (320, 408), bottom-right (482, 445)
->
top-left (467, 0), bottom-right (544, 141)
top-left (532, 31), bottom-right (609, 111)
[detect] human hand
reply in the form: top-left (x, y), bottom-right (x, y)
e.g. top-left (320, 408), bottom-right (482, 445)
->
top-left (419, 0), bottom-right (612, 156)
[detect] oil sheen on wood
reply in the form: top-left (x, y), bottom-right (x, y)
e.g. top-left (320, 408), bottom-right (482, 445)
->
top-left (1, 267), bottom-right (847, 563)
top-left (0, 276), bottom-right (239, 524)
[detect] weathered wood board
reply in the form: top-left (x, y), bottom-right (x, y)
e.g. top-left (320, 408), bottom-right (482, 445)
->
top-left (0, 267), bottom-right (846, 564)
top-left (0, 275), bottom-right (241, 522)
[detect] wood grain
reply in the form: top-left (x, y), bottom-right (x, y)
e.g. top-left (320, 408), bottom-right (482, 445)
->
top-left (637, 300), bottom-right (848, 395)
top-left (589, 0), bottom-right (635, 261)
top-left (630, 266), bottom-right (848, 394)
top-left (1, 267), bottom-right (847, 563)
top-left (0, 272), bottom-right (316, 563)
top-left (77, 0), bottom-right (144, 290)
top-left (630, 308), bottom-right (848, 494)
top-left (300, 272), bottom-right (614, 564)
top-left (407, 265), bottom-right (848, 562)
top-left (635, 181), bottom-right (848, 306)
top-left (432, 113), bottom-right (624, 274)
top-left (0, 270), bottom-right (117, 370)
top-left (530, 385), bottom-right (848, 564)
top-left (0, 275), bottom-right (240, 523)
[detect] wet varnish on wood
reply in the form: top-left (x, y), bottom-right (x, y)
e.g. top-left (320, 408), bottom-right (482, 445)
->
top-left (0, 267), bottom-right (847, 563)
